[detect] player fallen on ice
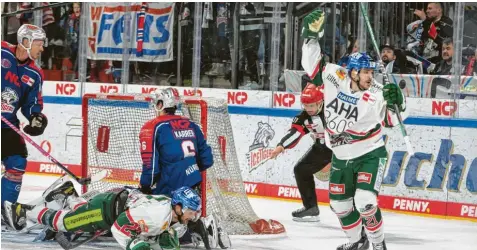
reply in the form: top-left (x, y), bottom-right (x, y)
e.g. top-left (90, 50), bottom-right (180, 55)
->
top-left (1, 24), bottom-right (48, 225)
top-left (5, 183), bottom-right (203, 250)
top-left (137, 88), bottom-right (226, 249)
top-left (269, 81), bottom-right (332, 222)
top-left (301, 10), bottom-right (407, 250)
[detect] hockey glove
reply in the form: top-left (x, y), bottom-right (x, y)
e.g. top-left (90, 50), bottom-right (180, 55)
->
top-left (157, 228), bottom-right (180, 250)
top-left (23, 113), bottom-right (48, 136)
top-left (127, 238), bottom-right (151, 250)
top-left (301, 9), bottom-right (326, 40)
top-left (139, 185), bottom-right (152, 195)
top-left (383, 84), bottom-right (405, 112)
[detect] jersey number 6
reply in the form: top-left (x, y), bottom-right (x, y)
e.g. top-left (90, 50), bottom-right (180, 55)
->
top-left (182, 140), bottom-right (196, 157)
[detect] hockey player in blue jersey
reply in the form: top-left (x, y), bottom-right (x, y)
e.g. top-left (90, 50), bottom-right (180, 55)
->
top-left (138, 88), bottom-right (219, 249)
top-left (1, 24), bottom-right (48, 224)
top-left (138, 87), bottom-right (214, 196)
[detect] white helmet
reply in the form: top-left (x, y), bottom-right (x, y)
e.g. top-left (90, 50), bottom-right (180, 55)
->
top-left (152, 87), bottom-right (180, 112)
top-left (17, 24), bottom-right (47, 60)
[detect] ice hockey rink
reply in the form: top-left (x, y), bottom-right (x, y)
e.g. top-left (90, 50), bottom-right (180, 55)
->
top-left (2, 174), bottom-right (477, 250)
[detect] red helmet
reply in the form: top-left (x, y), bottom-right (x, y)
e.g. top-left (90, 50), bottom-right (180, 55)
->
top-left (301, 83), bottom-right (324, 104)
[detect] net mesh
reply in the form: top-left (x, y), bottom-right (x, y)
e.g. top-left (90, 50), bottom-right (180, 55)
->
top-left (83, 94), bottom-right (265, 235)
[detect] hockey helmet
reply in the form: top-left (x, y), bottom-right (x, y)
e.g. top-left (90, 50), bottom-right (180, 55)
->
top-left (301, 83), bottom-right (324, 104)
top-left (346, 52), bottom-right (377, 72)
top-left (152, 87), bottom-right (180, 112)
top-left (17, 24), bottom-right (47, 60)
top-left (171, 186), bottom-right (202, 221)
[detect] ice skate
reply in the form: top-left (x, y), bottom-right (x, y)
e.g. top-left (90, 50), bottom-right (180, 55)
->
top-left (337, 228), bottom-right (369, 250)
top-left (44, 180), bottom-right (77, 203)
top-left (372, 239), bottom-right (387, 250)
top-left (189, 217), bottom-right (212, 250)
top-left (2, 201), bottom-right (33, 230)
top-left (292, 206), bottom-right (320, 222)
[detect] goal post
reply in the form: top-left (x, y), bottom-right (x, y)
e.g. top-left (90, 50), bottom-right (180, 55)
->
top-left (81, 93), bottom-right (285, 235)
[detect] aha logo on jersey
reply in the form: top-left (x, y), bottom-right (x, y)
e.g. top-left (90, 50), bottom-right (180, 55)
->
top-left (1, 87), bottom-right (19, 113)
top-left (247, 122), bottom-right (275, 172)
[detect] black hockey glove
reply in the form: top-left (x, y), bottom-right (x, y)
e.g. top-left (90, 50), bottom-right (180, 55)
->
top-left (24, 113), bottom-right (48, 136)
top-left (139, 185), bottom-right (152, 194)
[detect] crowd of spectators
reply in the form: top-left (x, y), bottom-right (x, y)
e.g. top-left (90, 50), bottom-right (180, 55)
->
top-left (2, 2), bottom-right (476, 94)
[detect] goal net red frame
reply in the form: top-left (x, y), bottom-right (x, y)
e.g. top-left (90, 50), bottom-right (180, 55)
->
top-left (81, 93), bottom-right (285, 236)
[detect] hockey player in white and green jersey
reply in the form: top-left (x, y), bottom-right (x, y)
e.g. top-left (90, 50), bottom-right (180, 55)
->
top-left (5, 185), bottom-right (203, 250)
top-left (301, 10), bottom-right (406, 250)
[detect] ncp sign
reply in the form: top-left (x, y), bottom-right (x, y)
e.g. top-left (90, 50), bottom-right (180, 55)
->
top-left (87, 3), bottom-right (175, 62)
top-left (228, 91), bottom-right (248, 105)
top-left (43, 81), bottom-right (80, 97)
top-left (431, 100), bottom-right (457, 116)
top-left (273, 93), bottom-right (296, 107)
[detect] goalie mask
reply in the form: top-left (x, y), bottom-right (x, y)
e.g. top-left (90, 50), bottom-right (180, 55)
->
top-left (152, 88), bottom-right (180, 112)
top-left (17, 24), bottom-right (47, 60)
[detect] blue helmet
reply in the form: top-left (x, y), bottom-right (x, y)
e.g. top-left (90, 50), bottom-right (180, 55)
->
top-left (171, 186), bottom-right (202, 212)
top-left (346, 52), bottom-right (377, 72)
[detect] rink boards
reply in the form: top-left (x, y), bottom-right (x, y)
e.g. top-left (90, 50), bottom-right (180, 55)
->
top-left (14, 81), bottom-right (477, 221)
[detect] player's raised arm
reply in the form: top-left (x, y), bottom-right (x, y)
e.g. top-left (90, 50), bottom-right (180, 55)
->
top-left (301, 9), bottom-right (327, 87)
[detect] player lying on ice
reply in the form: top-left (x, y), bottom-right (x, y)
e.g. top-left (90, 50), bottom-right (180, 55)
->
top-left (137, 88), bottom-right (228, 249)
top-left (301, 10), bottom-right (407, 250)
top-left (4, 183), bottom-right (203, 250)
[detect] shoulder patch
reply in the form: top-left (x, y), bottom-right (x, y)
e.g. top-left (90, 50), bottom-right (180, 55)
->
top-left (336, 68), bottom-right (347, 80)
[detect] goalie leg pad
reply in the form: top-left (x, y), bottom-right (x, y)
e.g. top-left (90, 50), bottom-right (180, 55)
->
top-left (354, 189), bottom-right (384, 244)
top-left (1, 156), bottom-right (27, 206)
top-left (330, 198), bottom-right (362, 243)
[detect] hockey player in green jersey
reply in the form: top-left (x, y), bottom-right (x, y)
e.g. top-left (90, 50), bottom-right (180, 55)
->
top-left (4, 185), bottom-right (203, 250)
top-left (301, 10), bottom-right (407, 250)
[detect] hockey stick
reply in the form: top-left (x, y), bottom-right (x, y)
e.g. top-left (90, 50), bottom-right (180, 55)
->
top-left (55, 230), bottom-right (109, 250)
top-left (358, 4), bottom-right (415, 156)
top-left (1, 116), bottom-right (107, 185)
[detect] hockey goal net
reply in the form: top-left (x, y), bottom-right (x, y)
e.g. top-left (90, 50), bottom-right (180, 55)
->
top-left (81, 93), bottom-right (285, 235)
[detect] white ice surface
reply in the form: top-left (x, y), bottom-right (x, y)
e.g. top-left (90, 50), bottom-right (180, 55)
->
top-left (2, 174), bottom-right (477, 250)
